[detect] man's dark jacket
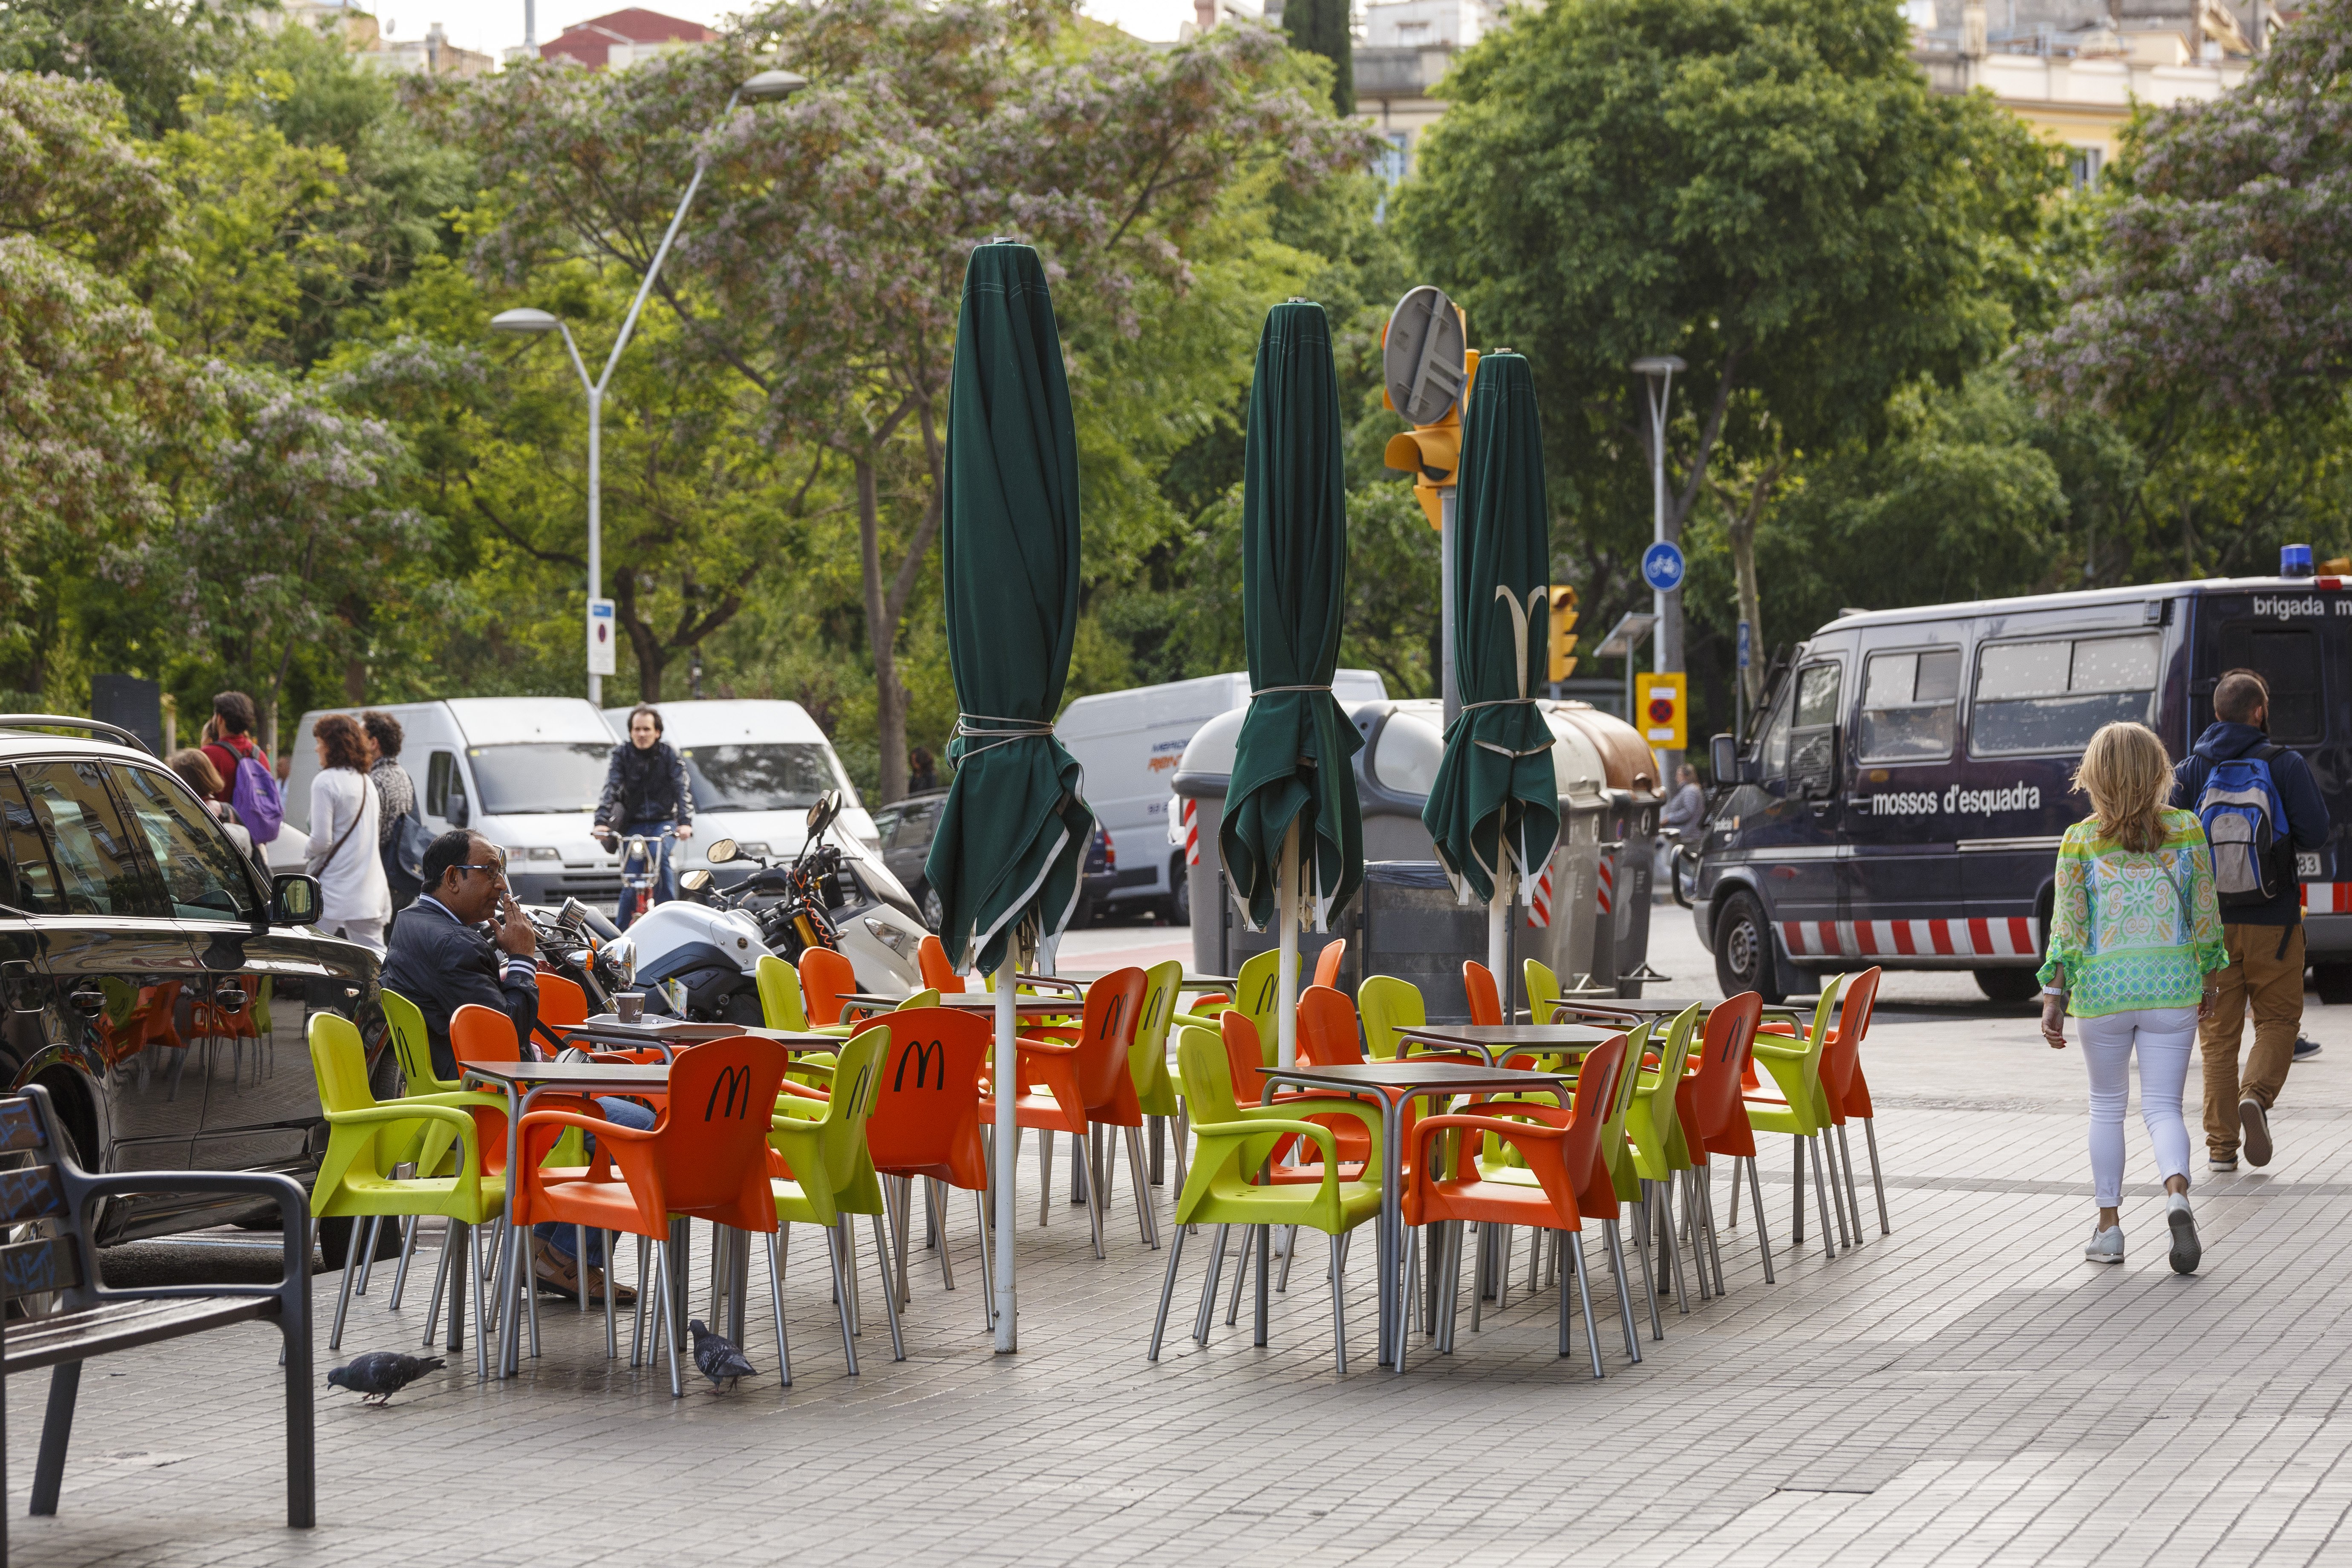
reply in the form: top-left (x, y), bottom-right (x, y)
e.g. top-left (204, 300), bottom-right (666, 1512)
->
top-left (378, 898), bottom-right (538, 1079)
top-left (2171, 720), bottom-right (2329, 927)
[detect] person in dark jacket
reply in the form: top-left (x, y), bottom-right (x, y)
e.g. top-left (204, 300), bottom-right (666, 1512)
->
top-left (377, 830), bottom-right (644, 1303)
top-left (2171, 669), bottom-right (2328, 1172)
top-left (593, 704), bottom-right (695, 927)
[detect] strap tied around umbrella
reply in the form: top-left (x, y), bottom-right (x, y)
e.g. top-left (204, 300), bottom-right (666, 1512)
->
top-left (1250, 684), bottom-right (1332, 696)
top-left (954, 712), bottom-right (1056, 759)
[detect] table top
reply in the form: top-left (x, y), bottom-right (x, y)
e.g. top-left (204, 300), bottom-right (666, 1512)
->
top-left (1264, 1061), bottom-right (1572, 1096)
top-left (1061, 971), bottom-right (1237, 991)
top-left (575, 1015), bottom-right (741, 1041)
top-left (1546, 998), bottom-right (1713, 1018)
top-left (1398, 1023), bottom-right (1622, 1049)
top-left (848, 992), bottom-right (1079, 1017)
top-left (463, 1061), bottom-right (672, 1090)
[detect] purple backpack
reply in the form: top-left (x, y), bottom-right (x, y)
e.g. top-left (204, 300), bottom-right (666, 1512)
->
top-left (228, 748), bottom-right (285, 844)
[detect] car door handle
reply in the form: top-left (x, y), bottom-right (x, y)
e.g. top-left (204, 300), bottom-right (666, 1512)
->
top-left (68, 988), bottom-right (105, 1013)
top-left (212, 984), bottom-right (248, 1011)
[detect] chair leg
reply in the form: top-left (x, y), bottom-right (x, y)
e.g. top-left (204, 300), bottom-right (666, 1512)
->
top-left (1173, 1105), bottom-right (1192, 1231)
top-left (768, 1228), bottom-right (793, 1386)
top-left (630, 1234), bottom-right (652, 1368)
top-left (1679, 1173), bottom-right (1711, 1302)
top-left (1225, 1225), bottom-right (1253, 1325)
top-left (1195, 1225), bottom-right (1231, 1342)
top-left (1792, 1135), bottom-right (1806, 1246)
top-left (1037, 1129), bottom-right (1053, 1227)
top-left (1470, 1222), bottom-right (1489, 1332)
top-left (874, 1209), bottom-right (906, 1363)
top-left (1329, 1230), bottom-right (1348, 1375)
top-left (1744, 1156), bottom-right (1778, 1284)
top-left (1277, 1224), bottom-right (1297, 1294)
top-left (1148, 1221), bottom-right (1190, 1361)
top-left (829, 1225), bottom-right (859, 1375)
top-left (654, 1242), bottom-right (684, 1399)
top-left (423, 1217), bottom-right (455, 1348)
top-left (1837, 1123), bottom-right (1866, 1244)
top-left (1603, 1218), bottom-right (1642, 1362)
top-left (577, 1222), bottom-right (591, 1313)
top-left (29, 1362), bottom-right (81, 1516)
top-left (354, 1215), bottom-right (382, 1295)
top-left (329, 1228), bottom-right (361, 1351)
top-left (971, 1188), bottom-right (996, 1334)
top-left (1700, 1164), bottom-right (1728, 1295)
top-left (1124, 1124), bottom-right (1158, 1248)
top-left (602, 1231), bottom-right (620, 1360)
top-left (389, 1215), bottom-right (420, 1310)
top-left (1629, 1200), bottom-right (1663, 1341)
top-left (930, 1179), bottom-right (955, 1291)
top-left (1864, 1117), bottom-right (1891, 1234)
top-left (1810, 1134), bottom-right (1838, 1260)
top-left (1496, 1225), bottom-right (1512, 1312)
top-left (1657, 1181), bottom-right (1690, 1313)
top-left (1084, 1126), bottom-right (1109, 1261)
top-left (1571, 1233), bottom-right (1605, 1379)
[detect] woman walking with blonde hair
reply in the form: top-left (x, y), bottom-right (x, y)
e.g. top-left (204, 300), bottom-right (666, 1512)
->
top-left (2040, 721), bottom-right (2227, 1272)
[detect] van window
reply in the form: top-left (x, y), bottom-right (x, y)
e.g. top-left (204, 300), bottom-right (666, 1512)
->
top-left (679, 744), bottom-right (833, 813)
top-left (2215, 623), bottom-right (2323, 744)
top-left (467, 744), bottom-right (608, 816)
top-left (426, 751), bottom-right (462, 818)
top-left (1859, 649), bottom-right (1961, 762)
top-left (1789, 663), bottom-right (1842, 794)
top-left (1758, 686), bottom-right (1794, 780)
top-left (1972, 633), bottom-right (2159, 756)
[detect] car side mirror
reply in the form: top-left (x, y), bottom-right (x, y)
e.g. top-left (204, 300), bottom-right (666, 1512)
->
top-left (703, 837), bottom-right (739, 865)
top-left (679, 868), bottom-right (713, 893)
top-left (447, 790), bottom-right (470, 829)
top-left (271, 873), bottom-right (321, 927)
top-left (1709, 733), bottom-right (1738, 787)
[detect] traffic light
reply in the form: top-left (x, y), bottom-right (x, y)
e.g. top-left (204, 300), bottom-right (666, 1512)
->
top-left (1381, 286), bottom-right (1476, 531)
top-left (1634, 671), bottom-right (1687, 750)
top-left (1547, 585), bottom-right (1580, 683)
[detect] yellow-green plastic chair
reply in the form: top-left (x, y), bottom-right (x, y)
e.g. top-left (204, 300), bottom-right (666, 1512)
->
top-left (1747, 973), bottom-right (1852, 1262)
top-left (309, 1012), bottom-right (510, 1373)
top-left (765, 1026), bottom-right (899, 1380)
top-left (1522, 959), bottom-right (1562, 1025)
top-left (1621, 1002), bottom-right (1707, 1312)
top-left (1356, 974), bottom-right (1425, 1061)
top-left (1129, 960), bottom-right (1188, 1198)
top-left (1148, 1025), bottom-right (1383, 1371)
top-left (755, 955), bottom-right (810, 1030)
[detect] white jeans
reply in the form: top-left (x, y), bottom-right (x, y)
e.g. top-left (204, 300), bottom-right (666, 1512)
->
top-left (326, 917), bottom-right (386, 956)
top-left (2078, 1006), bottom-right (2197, 1208)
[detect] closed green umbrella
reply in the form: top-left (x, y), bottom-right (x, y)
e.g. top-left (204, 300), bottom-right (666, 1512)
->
top-left (1421, 351), bottom-right (1559, 994)
top-left (924, 240), bottom-right (1092, 1352)
top-left (1218, 300), bottom-right (1363, 1072)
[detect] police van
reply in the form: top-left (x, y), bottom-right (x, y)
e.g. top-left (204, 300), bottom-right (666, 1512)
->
top-left (1691, 560), bottom-right (2352, 1005)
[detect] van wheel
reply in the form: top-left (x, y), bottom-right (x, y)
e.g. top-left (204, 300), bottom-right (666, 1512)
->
top-left (2315, 962), bottom-right (2352, 1006)
top-left (1715, 891), bottom-right (1785, 1005)
top-left (1974, 968), bottom-right (2041, 1004)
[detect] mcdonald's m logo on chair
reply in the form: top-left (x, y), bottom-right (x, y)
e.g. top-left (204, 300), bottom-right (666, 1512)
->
top-left (706, 1064), bottom-right (755, 1121)
top-left (895, 1038), bottom-right (947, 1091)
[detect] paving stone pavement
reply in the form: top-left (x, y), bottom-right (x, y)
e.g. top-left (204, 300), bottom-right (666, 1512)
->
top-left (11, 973), bottom-right (2352, 1567)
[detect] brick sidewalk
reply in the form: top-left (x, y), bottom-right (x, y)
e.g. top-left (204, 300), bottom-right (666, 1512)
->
top-left (11, 995), bottom-right (2352, 1567)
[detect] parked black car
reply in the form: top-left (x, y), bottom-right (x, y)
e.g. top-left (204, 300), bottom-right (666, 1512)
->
top-left (0, 716), bottom-right (379, 1253)
top-left (872, 789), bottom-right (1117, 931)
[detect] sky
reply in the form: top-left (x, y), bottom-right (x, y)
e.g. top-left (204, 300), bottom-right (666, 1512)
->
top-left (406, 0), bottom-right (1197, 60)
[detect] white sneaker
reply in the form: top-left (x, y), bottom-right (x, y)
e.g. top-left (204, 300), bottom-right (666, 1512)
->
top-left (2084, 1225), bottom-right (2124, 1264)
top-left (2168, 1193), bottom-right (2202, 1275)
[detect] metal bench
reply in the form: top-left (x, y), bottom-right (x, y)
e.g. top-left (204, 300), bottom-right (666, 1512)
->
top-left (1, 1084), bottom-right (312, 1543)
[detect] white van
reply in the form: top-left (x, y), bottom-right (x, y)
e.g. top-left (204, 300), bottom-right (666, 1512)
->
top-left (1055, 669), bottom-right (1388, 921)
top-left (286, 698), bottom-right (622, 906)
top-left (599, 700), bottom-right (879, 885)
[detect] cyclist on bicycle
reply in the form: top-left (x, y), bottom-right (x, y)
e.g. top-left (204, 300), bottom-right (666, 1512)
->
top-left (594, 703), bottom-right (695, 928)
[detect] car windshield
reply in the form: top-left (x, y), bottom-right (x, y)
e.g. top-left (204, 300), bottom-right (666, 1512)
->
top-left (466, 743), bottom-right (611, 816)
top-left (679, 744), bottom-right (835, 813)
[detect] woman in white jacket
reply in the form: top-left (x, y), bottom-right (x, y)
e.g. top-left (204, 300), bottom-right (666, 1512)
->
top-left (305, 713), bottom-right (391, 952)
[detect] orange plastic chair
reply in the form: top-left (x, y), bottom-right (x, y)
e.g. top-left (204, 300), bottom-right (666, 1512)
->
top-left (1312, 939), bottom-right (1344, 990)
top-left (916, 935), bottom-right (966, 995)
top-left (987, 966), bottom-right (1153, 1257)
top-left (1812, 967), bottom-right (1885, 1240)
top-left (800, 947), bottom-right (867, 1030)
top-left (1675, 992), bottom-right (1768, 1288)
top-left (1404, 1031), bottom-right (1627, 1376)
top-left (1464, 960), bottom-right (1503, 1026)
top-left (856, 1007), bottom-right (992, 1323)
top-left (516, 1035), bottom-right (787, 1396)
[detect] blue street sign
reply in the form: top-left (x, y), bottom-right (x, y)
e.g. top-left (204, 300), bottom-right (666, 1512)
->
top-left (1737, 619), bottom-right (1752, 669)
top-left (1640, 540), bottom-right (1686, 594)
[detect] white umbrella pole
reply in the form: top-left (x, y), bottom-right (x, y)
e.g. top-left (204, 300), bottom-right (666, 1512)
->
top-left (1276, 818), bottom-right (1300, 1069)
top-left (1487, 867), bottom-right (1513, 1018)
top-left (992, 942), bottom-right (1020, 1353)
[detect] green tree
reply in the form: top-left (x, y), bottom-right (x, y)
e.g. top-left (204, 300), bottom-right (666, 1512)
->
top-left (1283, 0), bottom-right (1352, 115)
top-left (1396, 0), bottom-right (2057, 692)
top-left (0, 0), bottom-right (260, 137)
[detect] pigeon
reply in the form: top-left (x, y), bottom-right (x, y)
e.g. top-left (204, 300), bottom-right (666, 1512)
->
top-left (327, 1352), bottom-right (446, 1406)
top-left (687, 1319), bottom-right (757, 1392)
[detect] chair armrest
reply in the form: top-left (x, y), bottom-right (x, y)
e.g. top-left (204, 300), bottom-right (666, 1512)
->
top-left (1752, 1040), bottom-right (1807, 1061)
top-left (1192, 1118), bottom-right (1340, 1167)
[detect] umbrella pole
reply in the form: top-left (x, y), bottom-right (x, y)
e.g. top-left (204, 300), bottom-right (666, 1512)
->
top-left (1487, 867), bottom-right (1514, 1017)
top-left (992, 946), bottom-right (1020, 1353)
top-left (1277, 818), bottom-right (1300, 1070)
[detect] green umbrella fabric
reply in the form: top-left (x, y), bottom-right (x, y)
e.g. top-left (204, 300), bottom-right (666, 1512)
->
top-left (1421, 351), bottom-right (1559, 904)
top-left (925, 242), bottom-right (1093, 974)
top-left (1218, 300), bottom-right (1363, 930)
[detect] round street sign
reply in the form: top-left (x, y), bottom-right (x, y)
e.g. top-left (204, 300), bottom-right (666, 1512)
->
top-left (1382, 286), bottom-right (1467, 426)
top-left (1641, 541), bottom-right (1686, 594)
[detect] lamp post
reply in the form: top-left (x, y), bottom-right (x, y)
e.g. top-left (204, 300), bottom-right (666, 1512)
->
top-left (490, 68), bottom-right (807, 706)
top-left (1631, 354), bottom-right (1685, 767)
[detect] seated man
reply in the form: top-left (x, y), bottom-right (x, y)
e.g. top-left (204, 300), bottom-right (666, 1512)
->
top-left (380, 830), bottom-right (643, 1304)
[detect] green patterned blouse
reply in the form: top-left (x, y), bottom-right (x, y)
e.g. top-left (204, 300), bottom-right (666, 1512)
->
top-left (2036, 807), bottom-right (2228, 1018)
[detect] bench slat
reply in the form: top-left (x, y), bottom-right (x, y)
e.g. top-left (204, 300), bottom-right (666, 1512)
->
top-left (3, 1297), bottom-right (277, 1374)
top-left (0, 1098), bottom-right (46, 1153)
top-left (0, 1164), bottom-right (64, 1225)
top-left (0, 1236), bottom-right (81, 1300)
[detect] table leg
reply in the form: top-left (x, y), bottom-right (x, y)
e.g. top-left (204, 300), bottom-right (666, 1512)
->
top-left (669, 1217), bottom-right (691, 1340)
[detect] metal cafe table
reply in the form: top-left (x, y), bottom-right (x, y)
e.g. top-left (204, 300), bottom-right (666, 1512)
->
top-left (1392, 1023), bottom-right (1623, 1068)
top-left (842, 992), bottom-right (1082, 1019)
top-left (1255, 1060), bottom-right (1574, 1371)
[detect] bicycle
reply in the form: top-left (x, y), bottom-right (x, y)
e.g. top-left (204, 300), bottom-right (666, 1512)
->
top-left (604, 825), bottom-right (676, 930)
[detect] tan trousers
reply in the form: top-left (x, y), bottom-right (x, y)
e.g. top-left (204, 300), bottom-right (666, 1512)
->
top-left (2199, 921), bottom-right (2303, 1156)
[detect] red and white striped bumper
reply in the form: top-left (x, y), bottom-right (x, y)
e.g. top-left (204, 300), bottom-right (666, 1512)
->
top-left (2302, 882), bottom-right (2352, 914)
top-left (1781, 917), bottom-right (2042, 961)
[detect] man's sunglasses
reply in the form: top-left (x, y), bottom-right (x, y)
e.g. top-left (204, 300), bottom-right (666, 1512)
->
top-left (454, 862), bottom-right (508, 877)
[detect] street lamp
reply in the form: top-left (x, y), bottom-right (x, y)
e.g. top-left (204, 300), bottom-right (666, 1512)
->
top-left (490, 68), bottom-right (808, 705)
top-left (1632, 354), bottom-right (1686, 763)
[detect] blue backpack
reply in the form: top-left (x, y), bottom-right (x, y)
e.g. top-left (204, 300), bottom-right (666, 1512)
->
top-left (2196, 744), bottom-right (2289, 908)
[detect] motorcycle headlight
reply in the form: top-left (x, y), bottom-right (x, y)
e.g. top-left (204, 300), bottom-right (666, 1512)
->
top-left (602, 937), bottom-right (637, 988)
top-left (862, 916), bottom-right (918, 959)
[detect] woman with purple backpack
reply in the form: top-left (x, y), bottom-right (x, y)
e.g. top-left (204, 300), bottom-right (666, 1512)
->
top-left (198, 691), bottom-right (285, 845)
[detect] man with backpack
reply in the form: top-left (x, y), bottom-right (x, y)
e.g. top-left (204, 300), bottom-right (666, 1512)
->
top-left (2173, 669), bottom-right (2328, 1171)
top-left (199, 691), bottom-right (285, 849)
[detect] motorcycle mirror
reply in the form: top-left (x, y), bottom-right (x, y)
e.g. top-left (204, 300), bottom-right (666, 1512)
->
top-left (807, 791), bottom-right (840, 837)
top-left (679, 868), bottom-right (714, 893)
top-left (704, 837), bottom-right (740, 865)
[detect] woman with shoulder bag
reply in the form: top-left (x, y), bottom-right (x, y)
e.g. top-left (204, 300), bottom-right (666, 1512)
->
top-left (2039, 721), bottom-right (2228, 1274)
top-left (305, 713), bottom-right (392, 953)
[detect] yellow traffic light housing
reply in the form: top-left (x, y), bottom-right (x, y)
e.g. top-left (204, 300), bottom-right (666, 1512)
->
top-left (1634, 671), bottom-right (1688, 751)
top-left (1547, 585), bottom-right (1580, 683)
top-left (1381, 350), bottom-right (1480, 530)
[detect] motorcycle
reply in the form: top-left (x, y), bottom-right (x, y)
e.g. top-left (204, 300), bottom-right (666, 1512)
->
top-left (598, 791), bottom-right (928, 1024)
